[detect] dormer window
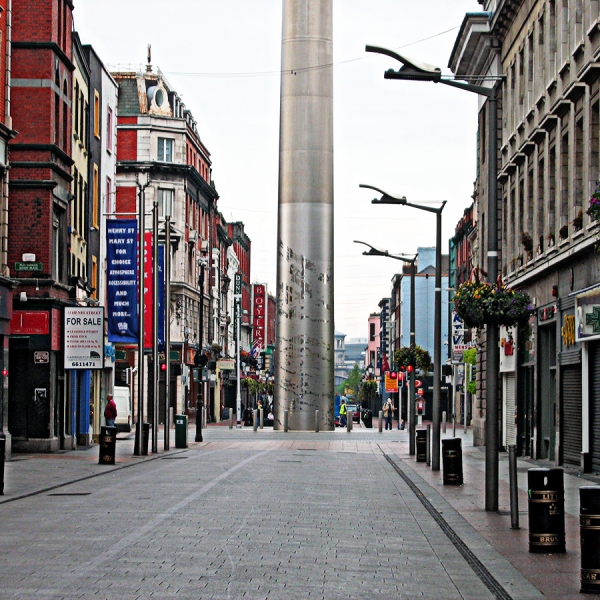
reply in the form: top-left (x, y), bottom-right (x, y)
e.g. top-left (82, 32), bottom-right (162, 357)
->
top-left (147, 82), bottom-right (171, 116)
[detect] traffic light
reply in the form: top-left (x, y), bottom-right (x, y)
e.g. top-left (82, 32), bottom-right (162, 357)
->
top-left (194, 352), bottom-right (208, 367)
top-left (389, 371), bottom-right (397, 380)
top-left (407, 364), bottom-right (414, 373)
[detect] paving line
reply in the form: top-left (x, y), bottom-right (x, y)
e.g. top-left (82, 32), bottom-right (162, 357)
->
top-left (380, 447), bottom-right (513, 600)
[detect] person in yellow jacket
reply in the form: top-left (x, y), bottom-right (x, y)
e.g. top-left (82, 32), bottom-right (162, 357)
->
top-left (339, 399), bottom-right (347, 427)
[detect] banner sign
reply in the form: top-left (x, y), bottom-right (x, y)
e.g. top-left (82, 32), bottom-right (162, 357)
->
top-left (158, 245), bottom-right (165, 352)
top-left (144, 232), bottom-right (153, 349)
top-left (107, 220), bottom-right (138, 343)
top-left (64, 307), bottom-right (104, 369)
top-left (253, 283), bottom-right (266, 347)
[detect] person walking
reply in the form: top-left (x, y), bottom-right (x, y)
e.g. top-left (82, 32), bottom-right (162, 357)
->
top-left (383, 398), bottom-right (394, 430)
top-left (339, 398), bottom-right (347, 427)
top-left (104, 394), bottom-right (118, 427)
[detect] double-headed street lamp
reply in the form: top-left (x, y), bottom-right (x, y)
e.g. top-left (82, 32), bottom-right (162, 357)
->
top-left (359, 185), bottom-right (446, 471)
top-left (355, 241), bottom-right (418, 455)
top-left (365, 44), bottom-right (502, 510)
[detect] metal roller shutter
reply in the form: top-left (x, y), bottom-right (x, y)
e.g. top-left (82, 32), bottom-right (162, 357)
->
top-left (504, 373), bottom-right (516, 447)
top-left (590, 342), bottom-right (600, 472)
top-left (561, 365), bottom-right (582, 467)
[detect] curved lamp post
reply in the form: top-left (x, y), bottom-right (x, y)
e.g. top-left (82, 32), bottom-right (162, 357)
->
top-left (365, 44), bottom-right (502, 511)
top-left (359, 185), bottom-right (446, 471)
top-left (355, 240), bottom-right (418, 454)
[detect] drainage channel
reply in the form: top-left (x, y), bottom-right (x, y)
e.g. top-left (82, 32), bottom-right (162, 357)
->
top-left (381, 449), bottom-right (513, 600)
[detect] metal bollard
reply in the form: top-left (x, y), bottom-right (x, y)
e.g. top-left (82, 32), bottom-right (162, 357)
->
top-left (347, 412), bottom-right (352, 432)
top-left (315, 410), bottom-right (319, 433)
top-left (259, 408), bottom-right (264, 429)
top-left (442, 411), bottom-right (446, 434)
top-left (229, 409), bottom-right (233, 429)
top-left (527, 467), bottom-right (565, 553)
top-left (284, 410), bottom-right (289, 432)
top-left (253, 410), bottom-right (258, 432)
top-left (452, 414), bottom-right (456, 437)
top-left (378, 411), bottom-right (383, 433)
top-left (416, 430), bottom-right (427, 462)
top-left (508, 445), bottom-right (519, 529)
top-left (170, 407), bottom-right (174, 429)
top-left (442, 438), bottom-right (463, 485)
top-left (426, 424), bottom-right (431, 466)
top-left (580, 485), bottom-right (600, 593)
top-left (0, 433), bottom-right (6, 495)
top-left (202, 405), bottom-right (207, 429)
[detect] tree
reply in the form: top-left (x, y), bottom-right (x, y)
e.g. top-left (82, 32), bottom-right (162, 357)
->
top-left (359, 380), bottom-right (378, 406)
top-left (462, 348), bottom-right (477, 395)
top-left (394, 345), bottom-right (432, 374)
top-left (337, 363), bottom-right (362, 395)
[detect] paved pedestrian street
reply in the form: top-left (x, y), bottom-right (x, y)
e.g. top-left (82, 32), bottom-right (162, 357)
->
top-left (0, 430), bottom-right (543, 599)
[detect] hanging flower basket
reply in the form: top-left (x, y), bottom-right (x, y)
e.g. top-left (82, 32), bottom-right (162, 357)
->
top-left (453, 279), bottom-right (535, 328)
top-left (588, 185), bottom-right (600, 222)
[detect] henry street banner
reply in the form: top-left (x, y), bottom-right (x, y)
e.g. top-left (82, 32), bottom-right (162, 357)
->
top-left (107, 220), bottom-right (138, 343)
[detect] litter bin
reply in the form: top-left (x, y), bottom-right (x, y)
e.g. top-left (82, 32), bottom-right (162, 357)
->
top-left (133, 422), bottom-right (150, 456)
top-left (442, 438), bottom-right (463, 485)
top-left (362, 409), bottom-right (373, 428)
top-left (0, 433), bottom-right (5, 495)
top-left (416, 429), bottom-right (427, 462)
top-left (527, 467), bottom-right (565, 553)
top-left (99, 426), bottom-right (117, 465)
top-left (580, 485), bottom-right (600, 593)
top-left (175, 414), bottom-right (188, 448)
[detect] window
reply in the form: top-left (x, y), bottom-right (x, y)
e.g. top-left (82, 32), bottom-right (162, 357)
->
top-left (91, 256), bottom-right (98, 299)
top-left (106, 176), bottom-right (113, 216)
top-left (94, 91), bottom-right (100, 138)
top-left (92, 164), bottom-right (99, 229)
top-left (158, 137), bottom-right (174, 162)
top-left (158, 189), bottom-right (174, 218)
top-left (370, 323), bottom-right (375, 342)
top-left (106, 106), bottom-right (113, 152)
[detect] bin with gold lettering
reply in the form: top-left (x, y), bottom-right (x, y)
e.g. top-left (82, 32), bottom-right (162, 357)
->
top-left (527, 467), bottom-right (565, 553)
top-left (580, 485), bottom-right (600, 593)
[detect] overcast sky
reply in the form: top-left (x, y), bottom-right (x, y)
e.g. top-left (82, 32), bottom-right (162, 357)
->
top-left (74, 0), bottom-right (479, 340)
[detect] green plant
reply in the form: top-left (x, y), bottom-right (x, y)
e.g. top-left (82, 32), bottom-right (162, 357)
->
top-left (559, 224), bottom-right (569, 239)
top-left (463, 348), bottom-right (477, 395)
top-left (588, 184), bottom-right (600, 222)
top-left (521, 232), bottom-right (533, 253)
top-left (453, 279), bottom-right (535, 329)
top-left (394, 345), bottom-right (432, 373)
top-left (573, 209), bottom-right (583, 230)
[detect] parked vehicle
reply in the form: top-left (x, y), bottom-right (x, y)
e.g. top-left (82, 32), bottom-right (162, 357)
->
top-left (346, 403), bottom-right (360, 423)
top-left (113, 387), bottom-right (132, 432)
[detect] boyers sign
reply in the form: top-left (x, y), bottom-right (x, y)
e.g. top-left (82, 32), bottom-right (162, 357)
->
top-left (253, 284), bottom-right (266, 347)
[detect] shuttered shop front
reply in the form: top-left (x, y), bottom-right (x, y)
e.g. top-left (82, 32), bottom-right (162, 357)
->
top-left (561, 364), bottom-right (582, 467)
top-left (590, 342), bottom-right (600, 472)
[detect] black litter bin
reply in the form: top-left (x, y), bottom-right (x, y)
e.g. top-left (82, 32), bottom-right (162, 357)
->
top-left (442, 438), bottom-right (463, 485)
top-left (416, 430), bottom-right (427, 462)
top-left (527, 467), bottom-right (565, 553)
top-left (362, 409), bottom-right (373, 428)
top-left (134, 422), bottom-right (150, 456)
top-left (580, 486), bottom-right (600, 593)
top-left (175, 414), bottom-right (188, 448)
top-left (0, 433), bottom-right (5, 495)
top-left (99, 426), bottom-right (117, 465)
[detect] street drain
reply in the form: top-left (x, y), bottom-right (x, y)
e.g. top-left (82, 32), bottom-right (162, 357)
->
top-left (278, 460), bottom-right (301, 463)
top-left (161, 456), bottom-right (189, 459)
top-left (47, 492), bottom-right (91, 496)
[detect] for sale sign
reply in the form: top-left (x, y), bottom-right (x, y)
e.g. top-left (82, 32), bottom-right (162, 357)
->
top-left (64, 307), bottom-right (104, 369)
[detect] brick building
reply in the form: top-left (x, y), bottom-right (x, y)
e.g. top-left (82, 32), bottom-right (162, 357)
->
top-left (8, 0), bottom-right (74, 452)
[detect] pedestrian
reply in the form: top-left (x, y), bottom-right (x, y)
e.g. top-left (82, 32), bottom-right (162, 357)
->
top-left (339, 398), bottom-right (347, 427)
top-left (267, 409), bottom-right (274, 426)
top-left (383, 398), bottom-right (394, 430)
top-left (104, 394), bottom-right (117, 427)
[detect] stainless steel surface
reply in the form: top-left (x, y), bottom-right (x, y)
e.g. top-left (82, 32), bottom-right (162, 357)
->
top-left (275, 0), bottom-right (334, 431)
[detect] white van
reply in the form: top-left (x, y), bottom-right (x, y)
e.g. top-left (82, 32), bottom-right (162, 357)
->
top-left (113, 387), bottom-right (132, 432)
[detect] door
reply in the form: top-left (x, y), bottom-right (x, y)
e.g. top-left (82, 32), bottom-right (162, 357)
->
top-left (538, 325), bottom-right (557, 460)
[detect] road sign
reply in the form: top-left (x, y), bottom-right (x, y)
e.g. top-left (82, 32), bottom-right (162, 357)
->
top-left (15, 262), bottom-right (43, 271)
top-left (34, 351), bottom-right (49, 364)
top-left (417, 388), bottom-right (425, 396)
top-left (234, 273), bottom-right (242, 295)
top-left (415, 379), bottom-right (422, 388)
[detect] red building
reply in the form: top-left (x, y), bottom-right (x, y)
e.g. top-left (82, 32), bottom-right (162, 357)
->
top-left (8, 0), bottom-right (74, 452)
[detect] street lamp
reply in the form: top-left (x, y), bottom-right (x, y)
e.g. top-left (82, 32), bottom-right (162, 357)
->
top-left (355, 240), bottom-right (418, 454)
top-left (365, 43), bottom-right (502, 510)
top-left (359, 186), bottom-right (446, 471)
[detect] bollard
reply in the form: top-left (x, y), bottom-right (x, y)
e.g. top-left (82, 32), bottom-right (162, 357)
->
top-left (0, 433), bottom-right (6, 495)
top-left (99, 426), bottom-right (117, 465)
top-left (508, 445), bottom-right (519, 529)
top-left (229, 409), bottom-right (233, 429)
top-left (527, 467), bottom-right (565, 553)
top-left (253, 410), bottom-right (258, 432)
top-left (452, 414), bottom-right (456, 437)
top-left (284, 410), bottom-right (289, 432)
top-left (580, 486), bottom-right (600, 593)
top-left (202, 406), bottom-right (207, 429)
top-left (442, 438), bottom-right (463, 485)
top-left (426, 424), bottom-right (431, 466)
top-left (378, 411), bottom-right (383, 433)
top-left (442, 411), bottom-right (446, 434)
top-left (315, 410), bottom-right (319, 433)
top-left (416, 430), bottom-right (427, 462)
top-left (347, 412), bottom-right (352, 432)
top-left (170, 407), bottom-right (174, 429)
top-left (259, 408), bottom-right (264, 429)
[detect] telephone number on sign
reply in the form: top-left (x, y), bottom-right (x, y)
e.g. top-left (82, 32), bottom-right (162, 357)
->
top-left (69, 361), bottom-right (98, 367)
